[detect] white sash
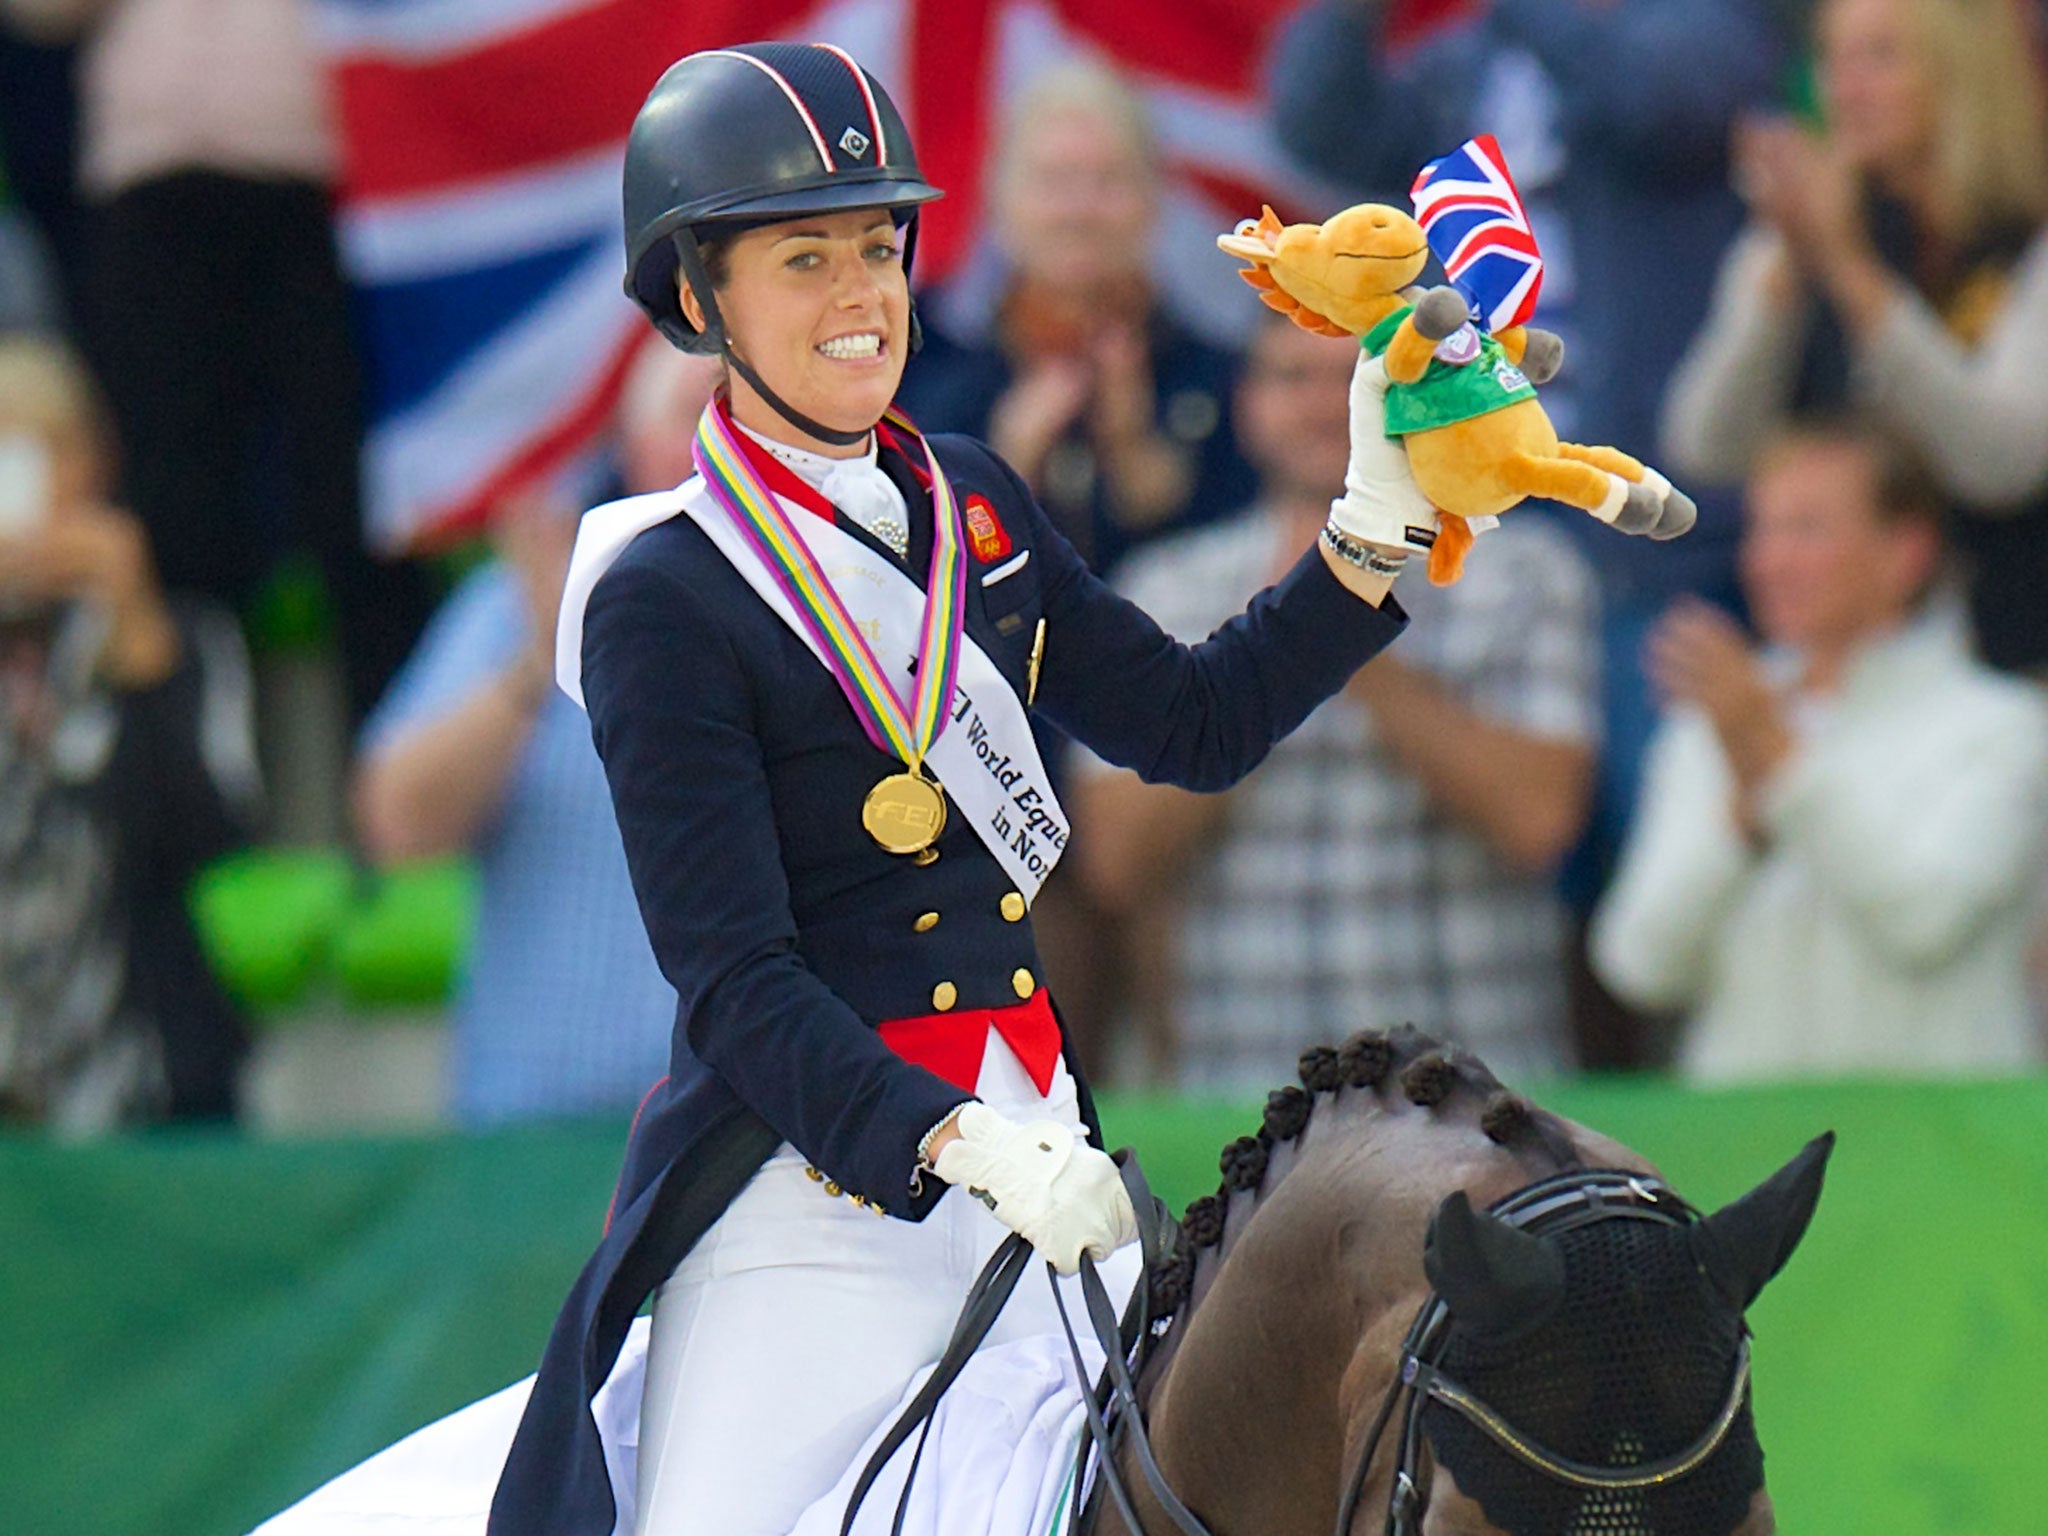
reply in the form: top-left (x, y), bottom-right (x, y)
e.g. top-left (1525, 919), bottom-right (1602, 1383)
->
top-left (556, 479), bottom-right (1068, 900)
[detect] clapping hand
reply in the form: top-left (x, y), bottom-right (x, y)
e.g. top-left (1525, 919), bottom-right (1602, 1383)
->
top-left (1646, 598), bottom-right (1793, 835)
top-left (1733, 115), bottom-right (1870, 284)
top-left (987, 356), bottom-right (1094, 488)
top-left (0, 502), bottom-right (178, 687)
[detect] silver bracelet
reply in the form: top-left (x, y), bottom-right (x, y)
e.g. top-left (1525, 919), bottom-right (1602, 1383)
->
top-left (1321, 520), bottom-right (1408, 577)
top-left (916, 1103), bottom-right (970, 1169)
top-left (910, 1104), bottom-right (970, 1196)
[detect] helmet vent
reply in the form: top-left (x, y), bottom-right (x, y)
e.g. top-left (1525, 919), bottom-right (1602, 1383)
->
top-left (699, 48), bottom-right (833, 171)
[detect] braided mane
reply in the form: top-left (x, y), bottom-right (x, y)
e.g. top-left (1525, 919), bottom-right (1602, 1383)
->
top-left (1145, 1025), bottom-right (1584, 1318)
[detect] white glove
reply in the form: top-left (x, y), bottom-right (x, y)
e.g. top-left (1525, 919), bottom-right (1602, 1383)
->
top-left (931, 1102), bottom-right (1139, 1275)
top-left (1329, 349), bottom-right (1441, 559)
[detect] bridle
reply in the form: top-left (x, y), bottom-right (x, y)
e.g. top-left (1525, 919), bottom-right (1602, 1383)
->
top-left (1331, 1169), bottom-right (1755, 1536)
top-left (840, 1163), bottom-right (1755, 1536)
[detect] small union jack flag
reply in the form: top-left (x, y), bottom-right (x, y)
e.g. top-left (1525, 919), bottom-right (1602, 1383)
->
top-left (1409, 134), bottom-right (1544, 335)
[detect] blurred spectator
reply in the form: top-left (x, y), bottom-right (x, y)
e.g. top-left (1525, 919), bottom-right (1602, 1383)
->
top-left (1662, 0), bottom-right (2048, 674)
top-left (1072, 314), bottom-right (1599, 1089)
top-left (1592, 419), bottom-right (2048, 1079)
top-left (1270, 0), bottom-right (1782, 545)
top-left (0, 0), bottom-right (434, 722)
top-left (351, 339), bottom-right (721, 1127)
top-left (0, 335), bottom-right (260, 1131)
top-left (1269, 2), bottom-right (1789, 1062)
top-left (897, 57), bottom-right (1262, 1059)
top-left (895, 56), bottom-right (1256, 577)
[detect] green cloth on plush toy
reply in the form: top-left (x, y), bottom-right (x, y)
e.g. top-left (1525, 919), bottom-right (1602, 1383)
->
top-left (1360, 303), bottom-right (1536, 438)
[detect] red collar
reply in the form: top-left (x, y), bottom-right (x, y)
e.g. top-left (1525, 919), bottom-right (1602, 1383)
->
top-left (715, 400), bottom-right (939, 521)
top-left (720, 406), bottom-right (838, 523)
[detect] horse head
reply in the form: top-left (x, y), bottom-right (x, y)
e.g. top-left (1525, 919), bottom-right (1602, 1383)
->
top-left (1095, 1027), bottom-right (1830, 1536)
top-left (1216, 203), bottom-right (1427, 340)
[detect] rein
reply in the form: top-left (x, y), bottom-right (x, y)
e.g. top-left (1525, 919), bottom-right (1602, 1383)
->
top-left (842, 1165), bottom-right (1750, 1536)
top-left (838, 1152), bottom-right (1207, 1536)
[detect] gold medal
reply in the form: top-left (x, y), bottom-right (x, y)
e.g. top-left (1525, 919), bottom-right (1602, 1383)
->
top-left (863, 771), bottom-right (947, 854)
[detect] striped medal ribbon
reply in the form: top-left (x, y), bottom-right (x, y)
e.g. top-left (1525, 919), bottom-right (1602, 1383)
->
top-left (693, 399), bottom-right (966, 857)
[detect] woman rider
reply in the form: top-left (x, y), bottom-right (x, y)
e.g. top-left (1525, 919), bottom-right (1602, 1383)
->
top-left (489, 41), bottom-right (1413, 1536)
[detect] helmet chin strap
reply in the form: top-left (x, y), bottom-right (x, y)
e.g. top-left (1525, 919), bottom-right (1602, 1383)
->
top-left (720, 343), bottom-right (874, 449)
top-left (673, 229), bottom-right (881, 450)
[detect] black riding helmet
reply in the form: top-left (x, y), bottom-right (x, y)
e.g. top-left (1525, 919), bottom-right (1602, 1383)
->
top-left (623, 42), bottom-right (942, 444)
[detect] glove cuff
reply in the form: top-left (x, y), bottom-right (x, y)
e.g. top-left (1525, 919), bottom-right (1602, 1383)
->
top-left (1329, 490), bottom-right (1441, 557)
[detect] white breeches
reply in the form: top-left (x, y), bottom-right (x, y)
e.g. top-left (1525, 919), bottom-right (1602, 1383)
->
top-left (631, 1032), bottom-right (1139, 1536)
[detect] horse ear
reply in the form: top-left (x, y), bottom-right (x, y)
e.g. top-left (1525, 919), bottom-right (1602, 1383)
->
top-left (1688, 1132), bottom-right (1836, 1311)
top-left (1424, 1191), bottom-right (1567, 1340)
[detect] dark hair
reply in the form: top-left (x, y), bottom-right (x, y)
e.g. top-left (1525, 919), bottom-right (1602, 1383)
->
top-left (1758, 413), bottom-right (1946, 531)
top-left (696, 229), bottom-right (738, 290)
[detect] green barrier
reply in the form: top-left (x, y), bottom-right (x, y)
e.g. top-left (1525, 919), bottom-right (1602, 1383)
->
top-left (2, 1076), bottom-right (2042, 1536)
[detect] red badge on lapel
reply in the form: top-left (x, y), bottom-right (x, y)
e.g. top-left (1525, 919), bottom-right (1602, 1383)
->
top-left (963, 495), bottom-right (1013, 563)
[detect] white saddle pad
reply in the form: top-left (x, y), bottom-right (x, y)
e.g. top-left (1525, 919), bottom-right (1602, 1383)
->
top-left (250, 1320), bottom-right (1103, 1536)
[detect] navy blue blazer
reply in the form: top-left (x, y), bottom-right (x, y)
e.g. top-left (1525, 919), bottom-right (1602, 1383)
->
top-left (488, 431), bottom-right (1406, 1536)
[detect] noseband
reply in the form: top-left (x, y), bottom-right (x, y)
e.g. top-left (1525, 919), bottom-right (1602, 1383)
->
top-left (1332, 1170), bottom-right (1754, 1536)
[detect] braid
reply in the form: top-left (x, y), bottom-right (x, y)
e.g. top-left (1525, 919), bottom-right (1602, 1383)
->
top-left (1183, 1193), bottom-right (1227, 1249)
top-left (1339, 1029), bottom-right (1393, 1088)
top-left (1401, 1051), bottom-right (1457, 1107)
top-left (1481, 1090), bottom-right (1537, 1146)
top-left (1149, 1229), bottom-right (1196, 1315)
top-left (1263, 1085), bottom-right (1313, 1142)
top-left (1298, 1045), bottom-right (1345, 1094)
top-left (1169, 1028), bottom-right (1570, 1335)
top-left (1220, 1134), bottom-right (1270, 1193)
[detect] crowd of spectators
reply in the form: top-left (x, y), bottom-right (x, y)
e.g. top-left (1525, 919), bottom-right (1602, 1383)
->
top-left (1593, 417), bottom-right (2048, 1077)
top-left (348, 339), bottom-right (720, 1126)
top-left (1, 0), bottom-right (2044, 1134)
top-left (1071, 311), bottom-right (1600, 1089)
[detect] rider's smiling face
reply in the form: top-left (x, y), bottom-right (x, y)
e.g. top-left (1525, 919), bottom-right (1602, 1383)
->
top-left (682, 208), bottom-right (910, 455)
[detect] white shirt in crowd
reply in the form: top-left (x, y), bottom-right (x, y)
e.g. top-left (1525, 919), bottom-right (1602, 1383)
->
top-left (1592, 604), bottom-right (2048, 1081)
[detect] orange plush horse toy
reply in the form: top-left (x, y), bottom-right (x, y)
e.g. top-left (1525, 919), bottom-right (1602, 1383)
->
top-left (1218, 204), bottom-right (1695, 584)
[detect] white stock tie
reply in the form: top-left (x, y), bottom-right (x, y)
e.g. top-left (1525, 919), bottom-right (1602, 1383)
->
top-left (820, 457), bottom-right (910, 559)
top-left (736, 422), bottom-right (910, 559)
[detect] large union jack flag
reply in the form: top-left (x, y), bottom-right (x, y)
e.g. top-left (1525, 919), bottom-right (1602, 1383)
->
top-left (1409, 133), bottom-right (1544, 335)
top-left (320, 0), bottom-right (1475, 553)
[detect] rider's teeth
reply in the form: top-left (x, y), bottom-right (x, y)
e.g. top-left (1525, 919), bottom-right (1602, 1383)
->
top-left (820, 334), bottom-right (881, 358)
